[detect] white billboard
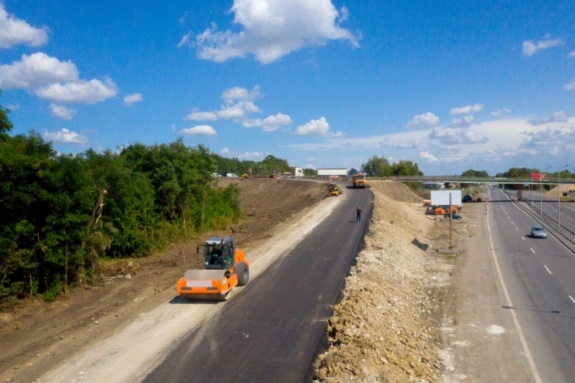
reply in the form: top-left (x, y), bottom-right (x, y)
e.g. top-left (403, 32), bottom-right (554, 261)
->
top-left (431, 190), bottom-right (462, 206)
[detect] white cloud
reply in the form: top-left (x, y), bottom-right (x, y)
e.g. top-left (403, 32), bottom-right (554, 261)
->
top-left (221, 147), bottom-right (230, 154)
top-left (522, 37), bottom-right (564, 56)
top-left (295, 117), bottom-right (343, 137)
top-left (406, 112), bottom-right (439, 128)
top-left (0, 4), bottom-right (49, 49)
top-left (0, 52), bottom-right (117, 104)
top-left (242, 113), bottom-right (292, 131)
top-left (450, 103), bottom-right (483, 115)
top-left (564, 79), bottom-right (575, 91)
top-left (186, 110), bottom-right (218, 121)
top-left (33, 78), bottom-right (117, 104)
top-left (0, 52), bottom-right (78, 89)
top-left (419, 151), bottom-right (438, 162)
top-left (189, 0), bottom-right (359, 63)
top-left (43, 128), bottom-right (87, 145)
top-left (530, 111), bottom-right (567, 125)
top-left (238, 151), bottom-right (264, 160)
top-left (180, 125), bottom-right (217, 136)
top-left (450, 114), bottom-right (474, 128)
top-left (123, 93), bottom-right (143, 105)
top-left (429, 126), bottom-right (488, 145)
top-left (490, 108), bottom-right (512, 117)
top-left (50, 104), bottom-right (76, 120)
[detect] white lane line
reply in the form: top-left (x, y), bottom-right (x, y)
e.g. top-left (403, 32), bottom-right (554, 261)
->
top-left (530, 248), bottom-right (535, 254)
top-left (569, 296), bottom-right (575, 304)
top-left (487, 216), bottom-right (543, 383)
top-left (543, 265), bottom-right (552, 275)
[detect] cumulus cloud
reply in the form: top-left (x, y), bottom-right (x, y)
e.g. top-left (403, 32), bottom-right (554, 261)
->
top-left (0, 52), bottom-right (78, 89)
top-left (123, 93), bottom-right (143, 105)
top-left (185, 86), bottom-right (293, 133)
top-left (50, 104), bottom-right (76, 120)
top-left (450, 114), bottom-right (475, 128)
top-left (180, 125), bottom-right (217, 136)
top-left (419, 151), bottom-right (438, 162)
top-left (43, 128), bottom-right (87, 145)
top-left (295, 117), bottom-right (343, 137)
top-left (33, 78), bottom-right (117, 104)
top-left (0, 52), bottom-right (117, 104)
top-left (0, 4), bottom-right (49, 49)
top-left (186, 110), bottom-right (218, 121)
top-left (530, 111), bottom-right (568, 125)
top-left (428, 126), bottom-right (488, 145)
top-left (221, 147), bottom-right (230, 154)
top-left (523, 37), bottom-right (564, 56)
top-left (242, 113), bottom-right (292, 131)
top-left (238, 151), bottom-right (264, 160)
top-left (187, 0), bottom-right (359, 63)
top-left (564, 79), bottom-right (575, 91)
top-left (450, 103), bottom-right (483, 115)
top-left (406, 112), bottom-right (439, 128)
top-left (490, 108), bottom-right (512, 117)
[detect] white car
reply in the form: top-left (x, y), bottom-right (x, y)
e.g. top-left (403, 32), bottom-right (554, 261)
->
top-left (531, 225), bottom-right (547, 239)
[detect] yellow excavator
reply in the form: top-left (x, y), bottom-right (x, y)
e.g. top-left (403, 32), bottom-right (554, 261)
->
top-left (176, 236), bottom-right (250, 301)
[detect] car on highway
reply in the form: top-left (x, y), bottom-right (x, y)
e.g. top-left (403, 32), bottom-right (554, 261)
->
top-left (530, 225), bottom-right (547, 239)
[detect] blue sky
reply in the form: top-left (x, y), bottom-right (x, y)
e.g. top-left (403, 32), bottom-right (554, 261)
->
top-left (1, 0), bottom-right (574, 175)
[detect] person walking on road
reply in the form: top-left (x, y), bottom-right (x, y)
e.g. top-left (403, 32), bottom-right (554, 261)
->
top-left (356, 206), bottom-right (362, 222)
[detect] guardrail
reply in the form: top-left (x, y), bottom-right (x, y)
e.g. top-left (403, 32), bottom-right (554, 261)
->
top-left (505, 192), bottom-right (575, 253)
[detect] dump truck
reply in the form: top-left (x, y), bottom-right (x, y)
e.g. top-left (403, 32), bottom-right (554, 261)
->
top-left (176, 236), bottom-right (250, 301)
top-left (352, 172), bottom-right (368, 188)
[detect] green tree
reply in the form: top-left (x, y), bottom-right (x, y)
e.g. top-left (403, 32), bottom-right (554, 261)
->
top-left (361, 156), bottom-right (391, 177)
top-left (0, 92), bottom-right (13, 139)
top-left (461, 169), bottom-right (489, 178)
top-left (390, 160), bottom-right (423, 176)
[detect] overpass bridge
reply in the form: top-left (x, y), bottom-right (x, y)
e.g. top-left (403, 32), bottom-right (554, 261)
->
top-left (387, 176), bottom-right (575, 186)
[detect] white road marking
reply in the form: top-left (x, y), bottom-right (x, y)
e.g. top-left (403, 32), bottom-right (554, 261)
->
top-left (543, 265), bottom-right (552, 275)
top-left (487, 215), bottom-right (543, 383)
top-left (569, 296), bottom-right (575, 304)
top-left (530, 248), bottom-right (535, 254)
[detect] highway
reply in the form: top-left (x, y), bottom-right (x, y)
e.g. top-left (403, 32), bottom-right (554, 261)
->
top-left (143, 183), bottom-right (373, 383)
top-left (487, 187), bottom-right (575, 382)
top-left (521, 189), bottom-right (575, 234)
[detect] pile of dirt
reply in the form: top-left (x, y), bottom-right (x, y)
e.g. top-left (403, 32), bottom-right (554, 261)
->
top-left (314, 181), bottom-right (455, 382)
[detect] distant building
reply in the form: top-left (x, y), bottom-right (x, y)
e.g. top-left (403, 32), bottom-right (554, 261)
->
top-left (317, 168), bottom-right (347, 177)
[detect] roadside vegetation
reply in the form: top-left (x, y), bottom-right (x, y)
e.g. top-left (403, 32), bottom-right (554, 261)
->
top-left (0, 101), bottom-right (293, 307)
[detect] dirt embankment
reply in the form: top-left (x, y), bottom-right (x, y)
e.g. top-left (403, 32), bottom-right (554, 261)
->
top-left (314, 181), bottom-right (458, 382)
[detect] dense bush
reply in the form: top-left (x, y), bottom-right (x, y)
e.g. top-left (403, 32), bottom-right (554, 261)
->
top-left (0, 110), bottom-right (246, 304)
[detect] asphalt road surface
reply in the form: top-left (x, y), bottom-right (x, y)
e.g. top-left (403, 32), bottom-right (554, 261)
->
top-left (517, 189), bottom-right (575, 234)
top-left (143, 183), bottom-right (373, 383)
top-left (488, 187), bottom-right (575, 382)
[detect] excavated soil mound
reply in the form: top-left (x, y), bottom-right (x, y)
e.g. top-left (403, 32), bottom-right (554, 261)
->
top-left (314, 181), bottom-right (454, 382)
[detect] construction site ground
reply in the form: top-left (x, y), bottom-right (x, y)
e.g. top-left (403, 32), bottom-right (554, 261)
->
top-left (1, 178), bottom-right (476, 383)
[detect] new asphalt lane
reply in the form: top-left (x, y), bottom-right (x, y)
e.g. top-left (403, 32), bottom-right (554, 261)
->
top-left (143, 184), bottom-right (373, 383)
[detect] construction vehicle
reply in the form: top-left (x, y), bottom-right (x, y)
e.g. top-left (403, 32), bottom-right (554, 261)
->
top-left (352, 172), bottom-right (368, 188)
top-left (426, 205), bottom-right (458, 216)
top-left (328, 183), bottom-right (341, 196)
top-left (176, 236), bottom-right (250, 301)
top-left (242, 167), bottom-right (253, 179)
